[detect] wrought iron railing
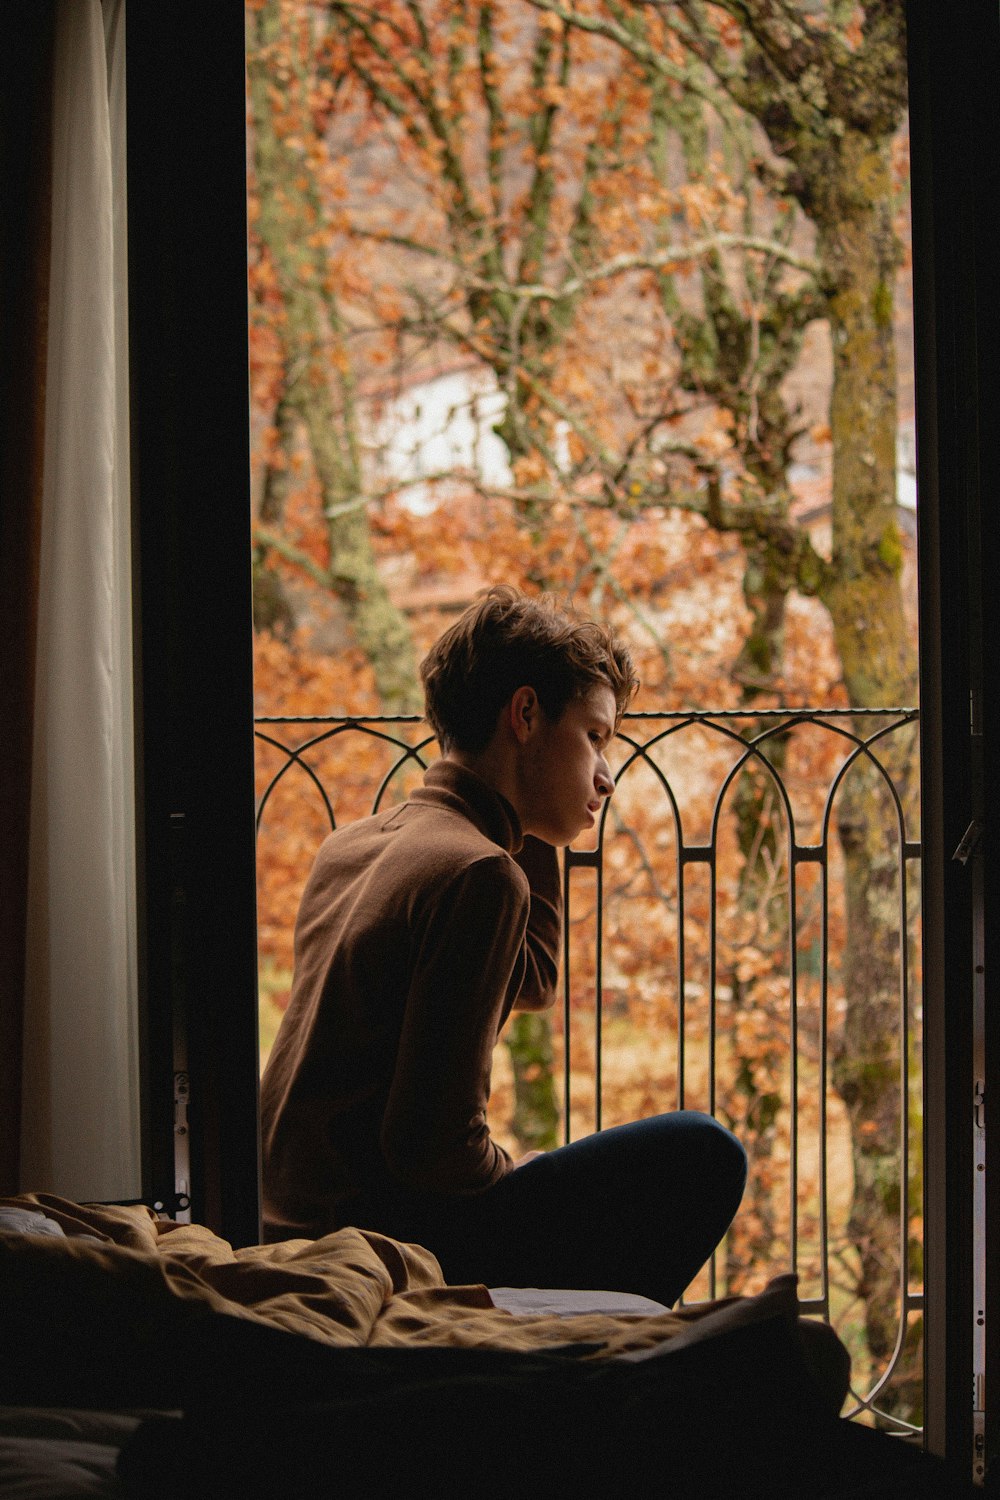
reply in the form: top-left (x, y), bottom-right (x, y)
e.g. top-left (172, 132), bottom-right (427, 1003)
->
top-left (254, 706), bottom-right (922, 1431)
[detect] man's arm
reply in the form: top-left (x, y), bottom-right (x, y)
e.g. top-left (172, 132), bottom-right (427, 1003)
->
top-left (509, 835), bottom-right (562, 1012)
top-left (380, 855), bottom-right (527, 1196)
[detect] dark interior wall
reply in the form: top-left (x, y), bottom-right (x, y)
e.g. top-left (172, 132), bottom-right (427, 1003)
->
top-left (127, 4), bottom-right (260, 1245)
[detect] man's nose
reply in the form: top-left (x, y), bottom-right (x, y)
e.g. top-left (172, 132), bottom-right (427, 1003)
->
top-left (596, 762), bottom-right (615, 797)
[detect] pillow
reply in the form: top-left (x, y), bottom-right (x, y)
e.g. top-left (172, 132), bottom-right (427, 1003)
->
top-left (0, 1208), bottom-right (66, 1238)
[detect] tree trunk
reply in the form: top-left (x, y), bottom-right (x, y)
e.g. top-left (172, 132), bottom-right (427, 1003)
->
top-left (723, 540), bottom-right (792, 1294)
top-left (818, 131), bottom-right (919, 1411)
top-left (247, 4), bottom-right (421, 711)
top-left (253, 386), bottom-right (298, 638)
top-left (820, 133), bottom-right (915, 711)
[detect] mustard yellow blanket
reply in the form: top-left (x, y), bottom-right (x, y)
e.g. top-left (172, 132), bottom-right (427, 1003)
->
top-left (0, 1192), bottom-right (795, 1365)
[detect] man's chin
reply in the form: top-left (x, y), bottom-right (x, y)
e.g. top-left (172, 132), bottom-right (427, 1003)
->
top-left (529, 817), bottom-right (588, 847)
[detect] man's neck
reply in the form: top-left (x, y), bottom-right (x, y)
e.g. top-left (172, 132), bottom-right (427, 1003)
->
top-left (443, 746), bottom-right (523, 829)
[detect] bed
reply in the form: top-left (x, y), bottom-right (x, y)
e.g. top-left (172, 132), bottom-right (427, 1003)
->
top-left (0, 1194), bottom-right (975, 1497)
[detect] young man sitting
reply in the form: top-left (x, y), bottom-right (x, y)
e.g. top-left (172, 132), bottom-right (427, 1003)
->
top-left (260, 586), bottom-right (746, 1306)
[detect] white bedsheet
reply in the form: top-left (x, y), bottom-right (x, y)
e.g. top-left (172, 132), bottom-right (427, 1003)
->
top-left (488, 1286), bottom-right (670, 1317)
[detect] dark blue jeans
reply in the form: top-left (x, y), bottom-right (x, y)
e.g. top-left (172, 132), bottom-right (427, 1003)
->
top-left (367, 1112), bottom-right (747, 1307)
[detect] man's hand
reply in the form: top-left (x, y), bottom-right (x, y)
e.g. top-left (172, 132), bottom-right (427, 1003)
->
top-left (512, 1150), bottom-right (545, 1170)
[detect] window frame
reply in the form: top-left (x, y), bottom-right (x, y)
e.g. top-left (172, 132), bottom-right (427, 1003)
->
top-left (127, 3), bottom-right (261, 1248)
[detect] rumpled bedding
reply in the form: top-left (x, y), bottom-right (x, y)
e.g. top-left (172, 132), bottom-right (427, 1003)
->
top-left (0, 1190), bottom-right (823, 1419)
top-left (0, 1191), bottom-right (789, 1361)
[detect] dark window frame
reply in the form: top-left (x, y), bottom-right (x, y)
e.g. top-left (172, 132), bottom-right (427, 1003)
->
top-left (127, 4), bottom-right (261, 1249)
top-left (908, 0), bottom-right (1000, 1474)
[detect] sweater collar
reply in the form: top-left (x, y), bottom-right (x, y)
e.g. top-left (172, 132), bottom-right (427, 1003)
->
top-left (414, 760), bottom-right (524, 854)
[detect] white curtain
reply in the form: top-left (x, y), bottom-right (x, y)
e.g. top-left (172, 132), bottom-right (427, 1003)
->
top-left (21, 0), bottom-right (140, 1199)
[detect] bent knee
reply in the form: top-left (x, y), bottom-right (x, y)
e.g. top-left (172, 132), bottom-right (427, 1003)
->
top-left (683, 1111), bottom-right (748, 1196)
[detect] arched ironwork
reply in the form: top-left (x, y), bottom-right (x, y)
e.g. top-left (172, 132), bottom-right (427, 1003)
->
top-left (255, 705), bottom-right (922, 1431)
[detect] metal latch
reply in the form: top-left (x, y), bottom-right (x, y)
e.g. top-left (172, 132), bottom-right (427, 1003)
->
top-left (953, 820), bottom-right (982, 865)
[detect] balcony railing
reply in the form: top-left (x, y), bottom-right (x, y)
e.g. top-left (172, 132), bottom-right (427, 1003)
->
top-left (254, 706), bottom-right (922, 1432)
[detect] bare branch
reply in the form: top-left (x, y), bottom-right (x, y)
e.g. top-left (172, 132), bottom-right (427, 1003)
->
top-left (525, 0), bottom-right (725, 115)
top-left (254, 523), bottom-right (332, 589)
top-left (570, 507), bottom-right (673, 668)
top-left (463, 234), bottom-right (821, 304)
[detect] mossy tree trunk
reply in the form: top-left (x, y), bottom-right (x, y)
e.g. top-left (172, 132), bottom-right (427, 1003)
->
top-left (247, 2), bottom-right (421, 711)
top-left (815, 132), bottom-right (920, 1405)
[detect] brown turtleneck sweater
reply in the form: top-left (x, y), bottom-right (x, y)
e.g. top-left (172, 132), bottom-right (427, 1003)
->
top-left (260, 760), bottom-right (562, 1241)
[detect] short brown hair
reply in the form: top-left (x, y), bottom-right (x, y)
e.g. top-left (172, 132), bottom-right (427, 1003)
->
top-left (420, 585), bottom-right (638, 753)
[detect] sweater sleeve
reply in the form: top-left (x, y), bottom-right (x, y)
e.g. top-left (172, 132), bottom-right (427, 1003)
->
top-left (508, 835), bottom-right (562, 1012)
top-left (380, 854), bottom-right (525, 1195)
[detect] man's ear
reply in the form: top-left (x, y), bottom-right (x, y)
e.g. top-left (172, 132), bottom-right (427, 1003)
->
top-left (508, 685), bottom-right (539, 744)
